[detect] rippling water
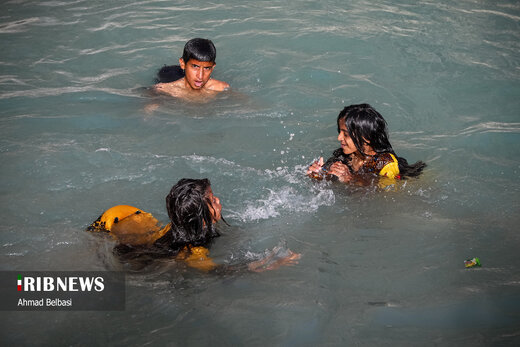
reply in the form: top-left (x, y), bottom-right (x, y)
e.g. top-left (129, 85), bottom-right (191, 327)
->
top-left (1, 0), bottom-right (519, 345)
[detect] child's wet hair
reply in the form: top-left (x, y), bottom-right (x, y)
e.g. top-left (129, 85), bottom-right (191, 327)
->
top-left (165, 178), bottom-right (219, 247)
top-left (337, 103), bottom-right (393, 155)
top-left (182, 38), bottom-right (217, 64)
top-left (337, 104), bottom-right (426, 177)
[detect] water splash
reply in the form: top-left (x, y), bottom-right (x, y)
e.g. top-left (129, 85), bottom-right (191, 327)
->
top-left (234, 185), bottom-right (335, 222)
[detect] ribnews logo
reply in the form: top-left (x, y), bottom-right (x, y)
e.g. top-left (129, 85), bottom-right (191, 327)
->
top-left (16, 274), bottom-right (105, 292)
top-left (1, 271), bottom-right (125, 311)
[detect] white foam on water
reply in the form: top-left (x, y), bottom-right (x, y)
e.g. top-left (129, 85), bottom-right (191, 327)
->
top-left (234, 185), bottom-right (335, 222)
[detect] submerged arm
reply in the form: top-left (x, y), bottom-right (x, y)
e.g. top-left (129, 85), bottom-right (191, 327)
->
top-left (176, 246), bottom-right (218, 272)
top-left (177, 245), bottom-right (301, 273)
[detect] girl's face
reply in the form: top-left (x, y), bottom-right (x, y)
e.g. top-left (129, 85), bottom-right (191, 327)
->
top-left (337, 119), bottom-right (358, 155)
top-left (206, 187), bottom-right (222, 223)
top-left (337, 118), bottom-right (376, 156)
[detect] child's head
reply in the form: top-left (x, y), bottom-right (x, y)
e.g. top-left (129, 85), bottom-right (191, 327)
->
top-left (165, 178), bottom-right (221, 246)
top-left (337, 104), bottom-right (394, 156)
top-left (181, 38), bottom-right (217, 64)
top-left (179, 38), bottom-right (218, 90)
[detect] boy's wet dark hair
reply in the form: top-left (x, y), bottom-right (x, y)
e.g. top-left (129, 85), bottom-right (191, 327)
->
top-left (337, 104), bottom-right (426, 177)
top-left (165, 178), bottom-right (220, 248)
top-left (182, 38), bottom-right (217, 64)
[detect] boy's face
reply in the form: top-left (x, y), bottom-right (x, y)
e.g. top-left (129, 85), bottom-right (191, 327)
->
top-left (179, 58), bottom-right (215, 90)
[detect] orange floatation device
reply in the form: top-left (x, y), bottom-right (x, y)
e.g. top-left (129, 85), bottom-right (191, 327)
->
top-left (87, 205), bottom-right (170, 247)
top-left (87, 205), bottom-right (217, 271)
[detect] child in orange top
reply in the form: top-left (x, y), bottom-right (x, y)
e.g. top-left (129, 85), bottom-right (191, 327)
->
top-left (307, 104), bottom-right (426, 184)
top-left (88, 178), bottom-right (299, 272)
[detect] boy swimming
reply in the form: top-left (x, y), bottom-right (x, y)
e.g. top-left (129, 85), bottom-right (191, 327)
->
top-left (153, 38), bottom-right (230, 100)
top-left (307, 104), bottom-right (426, 185)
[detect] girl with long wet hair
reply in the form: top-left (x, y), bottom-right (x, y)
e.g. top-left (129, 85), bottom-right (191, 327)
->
top-left (87, 178), bottom-right (223, 270)
top-left (307, 104), bottom-right (426, 184)
top-left (165, 178), bottom-right (222, 249)
top-left (88, 178), bottom-right (299, 271)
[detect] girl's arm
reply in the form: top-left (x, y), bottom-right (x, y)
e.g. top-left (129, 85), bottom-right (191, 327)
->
top-left (176, 246), bottom-right (218, 272)
top-left (328, 162), bottom-right (380, 186)
top-left (247, 249), bottom-right (301, 272)
top-left (178, 246), bottom-right (301, 273)
top-left (328, 162), bottom-right (352, 182)
top-left (307, 157), bottom-right (324, 177)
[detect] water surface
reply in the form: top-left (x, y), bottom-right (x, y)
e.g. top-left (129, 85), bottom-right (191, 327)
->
top-left (1, 0), bottom-right (519, 345)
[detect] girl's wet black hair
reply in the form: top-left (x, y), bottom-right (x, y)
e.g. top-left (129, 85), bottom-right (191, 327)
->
top-left (182, 38), bottom-right (216, 64)
top-left (165, 178), bottom-right (220, 248)
top-left (337, 104), bottom-right (426, 177)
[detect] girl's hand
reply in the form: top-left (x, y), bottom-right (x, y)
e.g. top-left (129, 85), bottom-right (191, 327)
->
top-left (248, 250), bottom-right (301, 272)
top-left (307, 157), bottom-right (324, 175)
top-left (328, 162), bottom-right (352, 182)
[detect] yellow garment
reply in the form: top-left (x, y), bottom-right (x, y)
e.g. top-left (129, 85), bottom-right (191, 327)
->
top-left (88, 205), bottom-right (216, 270)
top-left (88, 205), bottom-right (169, 246)
top-left (176, 246), bottom-right (218, 272)
top-left (378, 153), bottom-right (400, 179)
top-left (89, 205), bottom-right (144, 232)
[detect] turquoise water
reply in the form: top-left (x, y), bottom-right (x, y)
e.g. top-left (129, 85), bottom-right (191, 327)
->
top-left (1, 0), bottom-right (520, 345)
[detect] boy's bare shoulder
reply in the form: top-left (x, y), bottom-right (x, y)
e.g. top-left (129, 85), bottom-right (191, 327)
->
top-left (206, 79), bottom-right (230, 91)
top-left (153, 80), bottom-right (184, 96)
